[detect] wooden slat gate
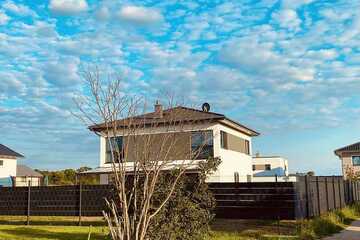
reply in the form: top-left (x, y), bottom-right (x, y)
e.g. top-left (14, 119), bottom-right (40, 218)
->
top-left (209, 182), bottom-right (296, 219)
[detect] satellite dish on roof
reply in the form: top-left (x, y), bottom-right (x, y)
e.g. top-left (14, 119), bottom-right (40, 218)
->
top-left (202, 102), bottom-right (210, 112)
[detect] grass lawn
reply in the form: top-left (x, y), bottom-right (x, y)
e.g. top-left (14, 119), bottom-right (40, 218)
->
top-left (210, 219), bottom-right (298, 240)
top-left (0, 216), bottom-right (109, 240)
top-left (0, 224), bottom-right (297, 240)
top-left (2, 204), bottom-right (360, 240)
top-left (0, 216), bottom-right (298, 240)
top-left (0, 225), bottom-right (109, 240)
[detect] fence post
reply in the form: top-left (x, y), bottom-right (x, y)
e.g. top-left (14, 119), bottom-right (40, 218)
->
top-left (332, 176), bottom-right (336, 209)
top-left (316, 177), bottom-right (321, 216)
top-left (338, 178), bottom-right (342, 208)
top-left (355, 182), bottom-right (357, 202)
top-left (348, 180), bottom-right (353, 203)
top-left (353, 181), bottom-right (356, 202)
top-left (27, 180), bottom-right (31, 225)
top-left (275, 174), bottom-right (278, 183)
top-left (356, 182), bottom-right (358, 202)
top-left (304, 175), bottom-right (310, 218)
top-left (78, 183), bottom-right (82, 226)
top-left (325, 177), bottom-right (329, 211)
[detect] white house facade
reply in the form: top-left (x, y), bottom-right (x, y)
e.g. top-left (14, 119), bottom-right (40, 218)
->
top-left (0, 144), bottom-right (42, 187)
top-left (86, 104), bottom-right (259, 183)
top-left (0, 144), bottom-right (23, 179)
top-left (252, 155), bottom-right (289, 177)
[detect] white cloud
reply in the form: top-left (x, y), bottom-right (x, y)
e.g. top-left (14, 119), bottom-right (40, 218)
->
top-left (272, 9), bottom-right (301, 31)
top-left (43, 57), bottom-right (80, 87)
top-left (0, 72), bottom-right (26, 95)
top-left (219, 37), bottom-right (317, 85)
top-left (117, 6), bottom-right (163, 25)
top-left (2, 1), bottom-right (36, 16)
top-left (197, 66), bottom-right (247, 91)
top-left (95, 6), bottom-right (110, 21)
top-left (49, 0), bottom-right (88, 15)
top-left (0, 11), bottom-right (10, 25)
top-left (306, 49), bottom-right (338, 60)
top-left (282, 0), bottom-right (314, 9)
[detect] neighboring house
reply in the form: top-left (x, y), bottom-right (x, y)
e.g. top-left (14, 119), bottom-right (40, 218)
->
top-left (252, 155), bottom-right (289, 177)
top-left (0, 144), bottom-right (42, 187)
top-left (85, 103), bottom-right (259, 183)
top-left (334, 141), bottom-right (360, 179)
top-left (13, 165), bottom-right (43, 187)
top-left (0, 144), bottom-right (24, 179)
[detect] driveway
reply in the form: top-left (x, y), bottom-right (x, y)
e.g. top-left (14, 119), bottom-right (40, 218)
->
top-left (322, 220), bottom-right (360, 240)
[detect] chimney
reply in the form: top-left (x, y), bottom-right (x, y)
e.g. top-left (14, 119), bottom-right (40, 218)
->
top-left (154, 100), bottom-right (163, 118)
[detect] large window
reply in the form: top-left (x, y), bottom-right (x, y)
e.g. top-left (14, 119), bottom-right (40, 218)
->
top-left (191, 131), bottom-right (213, 160)
top-left (0, 160), bottom-right (3, 166)
top-left (244, 140), bottom-right (250, 155)
top-left (352, 156), bottom-right (360, 166)
top-left (105, 136), bottom-right (124, 163)
top-left (220, 131), bottom-right (227, 149)
top-left (220, 131), bottom-right (250, 155)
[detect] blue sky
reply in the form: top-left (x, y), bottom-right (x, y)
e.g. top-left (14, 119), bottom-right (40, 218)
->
top-left (1, 0), bottom-right (360, 175)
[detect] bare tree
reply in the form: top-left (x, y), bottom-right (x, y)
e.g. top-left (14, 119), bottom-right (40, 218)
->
top-left (74, 69), bottom-right (215, 240)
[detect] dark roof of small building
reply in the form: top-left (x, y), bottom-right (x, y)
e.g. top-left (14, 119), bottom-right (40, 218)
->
top-left (0, 144), bottom-right (24, 158)
top-left (334, 142), bottom-right (360, 156)
top-left (89, 106), bottom-right (259, 136)
top-left (16, 165), bottom-right (42, 177)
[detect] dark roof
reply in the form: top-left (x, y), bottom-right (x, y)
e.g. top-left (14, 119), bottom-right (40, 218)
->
top-left (89, 106), bottom-right (259, 136)
top-left (335, 142), bottom-right (360, 156)
top-left (0, 144), bottom-right (24, 158)
top-left (16, 165), bottom-right (42, 177)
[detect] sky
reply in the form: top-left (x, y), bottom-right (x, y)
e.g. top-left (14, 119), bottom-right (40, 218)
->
top-left (0, 0), bottom-right (360, 175)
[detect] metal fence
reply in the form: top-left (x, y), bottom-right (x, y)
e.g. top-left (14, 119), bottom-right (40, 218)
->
top-left (0, 177), bottom-right (359, 223)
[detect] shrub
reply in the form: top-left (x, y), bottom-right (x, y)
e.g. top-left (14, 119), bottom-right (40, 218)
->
top-left (298, 203), bottom-right (360, 239)
top-left (147, 157), bottom-right (221, 240)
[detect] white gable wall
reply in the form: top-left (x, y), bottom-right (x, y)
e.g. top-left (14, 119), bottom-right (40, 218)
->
top-left (210, 123), bottom-right (253, 182)
top-left (0, 158), bottom-right (17, 178)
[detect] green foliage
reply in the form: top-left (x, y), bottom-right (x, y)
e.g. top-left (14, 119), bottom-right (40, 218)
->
top-left (298, 203), bottom-right (360, 239)
top-left (147, 157), bottom-right (221, 240)
top-left (36, 167), bottom-right (99, 185)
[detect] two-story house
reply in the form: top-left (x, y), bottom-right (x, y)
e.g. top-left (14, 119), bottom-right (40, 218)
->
top-left (85, 103), bottom-right (259, 183)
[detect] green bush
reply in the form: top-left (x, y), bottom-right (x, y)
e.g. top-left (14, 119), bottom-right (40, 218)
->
top-left (299, 203), bottom-right (360, 239)
top-left (147, 157), bottom-right (221, 240)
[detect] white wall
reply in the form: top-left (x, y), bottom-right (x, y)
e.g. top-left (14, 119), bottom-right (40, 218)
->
top-left (252, 157), bottom-right (289, 177)
top-left (15, 177), bottom-right (41, 187)
top-left (209, 124), bottom-right (253, 182)
top-left (0, 158), bottom-right (17, 178)
top-left (97, 122), bottom-right (255, 183)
